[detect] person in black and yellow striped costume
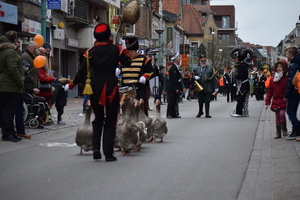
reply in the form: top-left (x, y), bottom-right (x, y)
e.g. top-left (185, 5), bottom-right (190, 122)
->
top-left (120, 36), bottom-right (155, 116)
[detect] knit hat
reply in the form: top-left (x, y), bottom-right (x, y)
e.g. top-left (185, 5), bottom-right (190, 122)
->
top-left (93, 23), bottom-right (111, 42)
top-left (43, 42), bottom-right (51, 49)
top-left (123, 36), bottom-right (139, 50)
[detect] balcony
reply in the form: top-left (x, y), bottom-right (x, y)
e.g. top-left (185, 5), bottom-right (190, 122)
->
top-left (215, 21), bottom-right (237, 31)
top-left (65, 0), bottom-right (90, 26)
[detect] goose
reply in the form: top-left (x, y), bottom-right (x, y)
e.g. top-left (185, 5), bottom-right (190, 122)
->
top-left (151, 99), bottom-right (168, 143)
top-left (138, 99), bottom-right (153, 141)
top-left (75, 100), bottom-right (93, 154)
top-left (115, 94), bottom-right (140, 156)
top-left (133, 99), bottom-right (147, 152)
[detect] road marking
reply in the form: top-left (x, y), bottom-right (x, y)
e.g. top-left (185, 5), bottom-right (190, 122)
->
top-left (39, 142), bottom-right (77, 147)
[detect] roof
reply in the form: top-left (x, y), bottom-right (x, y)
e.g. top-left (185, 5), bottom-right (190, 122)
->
top-left (182, 4), bottom-right (204, 35)
top-left (194, 5), bottom-right (213, 14)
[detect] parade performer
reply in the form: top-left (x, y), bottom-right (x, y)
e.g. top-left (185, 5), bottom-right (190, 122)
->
top-left (120, 36), bottom-right (155, 116)
top-left (195, 56), bottom-right (218, 118)
top-left (166, 52), bottom-right (182, 119)
top-left (230, 48), bottom-right (253, 117)
top-left (65, 23), bottom-right (130, 161)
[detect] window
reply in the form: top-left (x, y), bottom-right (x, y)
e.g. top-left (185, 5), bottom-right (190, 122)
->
top-left (221, 34), bottom-right (230, 43)
top-left (222, 16), bottom-right (230, 28)
top-left (296, 29), bottom-right (300, 37)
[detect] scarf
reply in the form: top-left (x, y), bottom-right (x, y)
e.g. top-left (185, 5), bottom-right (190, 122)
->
top-left (273, 72), bottom-right (283, 82)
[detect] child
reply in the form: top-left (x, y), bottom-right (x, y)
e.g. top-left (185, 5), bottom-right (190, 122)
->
top-left (265, 60), bottom-right (288, 139)
top-left (51, 78), bottom-right (70, 125)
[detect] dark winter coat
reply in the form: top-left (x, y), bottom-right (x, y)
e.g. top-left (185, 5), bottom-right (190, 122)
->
top-left (265, 75), bottom-right (287, 111)
top-left (21, 50), bottom-right (37, 87)
top-left (284, 53), bottom-right (300, 99)
top-left (167, 64), bottom-right (181, 92)
top-left (51, 80), bottom-right (67, 107)
top-left (0, 35), bottom-right (24, 93)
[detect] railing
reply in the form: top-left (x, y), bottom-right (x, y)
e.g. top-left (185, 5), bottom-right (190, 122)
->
top-left (67, 0), bottom-right (89, 21)
top-left (215, 21), bottom-right (236, 29)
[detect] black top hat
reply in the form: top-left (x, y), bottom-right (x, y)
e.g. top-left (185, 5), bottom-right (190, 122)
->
top-left (94, 23), bottom-right (111, 42)
top-left (123, 36), bottom-right (139, 50)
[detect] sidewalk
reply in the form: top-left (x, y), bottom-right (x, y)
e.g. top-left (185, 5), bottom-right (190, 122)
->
top-left (238, 103), bottom-right (300, 200)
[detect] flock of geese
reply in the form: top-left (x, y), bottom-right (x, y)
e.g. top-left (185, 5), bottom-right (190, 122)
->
top-left (75, 93), bottom-right (168, 156)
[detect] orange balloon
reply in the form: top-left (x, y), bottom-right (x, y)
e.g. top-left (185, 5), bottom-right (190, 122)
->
top-left (297, 73), bottom-right (300, 94)
top-left (33, 34), bottom-right (44, 47)
top-left (33, 56), bottom-right (46, 68)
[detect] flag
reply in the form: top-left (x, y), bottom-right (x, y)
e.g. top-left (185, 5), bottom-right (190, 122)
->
top-left (167, 40), bottom-right (172, 49)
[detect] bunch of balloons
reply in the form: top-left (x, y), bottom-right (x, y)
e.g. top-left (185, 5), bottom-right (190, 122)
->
top-left (33, 34), bottom-right (46, 68)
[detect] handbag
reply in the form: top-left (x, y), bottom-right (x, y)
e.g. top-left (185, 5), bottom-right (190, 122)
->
top-left (82, 50), bottom-right (93, 95)
top-left (38, 80), bottom-right (52, 91)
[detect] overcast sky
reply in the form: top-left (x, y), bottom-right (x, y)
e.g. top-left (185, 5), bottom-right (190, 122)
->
top-left (210, 0), bottom-right (300, 47)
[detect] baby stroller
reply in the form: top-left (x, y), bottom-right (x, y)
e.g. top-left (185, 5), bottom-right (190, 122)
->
top-left (23, 93), bottom-right (51, 128)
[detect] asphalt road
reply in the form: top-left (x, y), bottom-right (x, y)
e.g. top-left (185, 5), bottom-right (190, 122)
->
top-left (0, 95), bottom-right (292, 200)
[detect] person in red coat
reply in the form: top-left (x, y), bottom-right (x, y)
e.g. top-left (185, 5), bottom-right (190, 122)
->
top-left (265, 60), bottom-right (288, 139)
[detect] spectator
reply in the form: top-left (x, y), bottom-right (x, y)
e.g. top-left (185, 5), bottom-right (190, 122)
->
top-left (21, 41), bottom-right (38, 88)
top-left (284, 47), bottom-right (300, 140)
top-left (265, 60), bottom-right (288, 139)
top-left (0, 30), bottom-right (25, 142)
top-left (51, 78), bottom-right (71, 125)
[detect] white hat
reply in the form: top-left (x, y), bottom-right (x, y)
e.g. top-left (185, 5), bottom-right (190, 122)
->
top-left (171, 52), bottom-right (179, 61)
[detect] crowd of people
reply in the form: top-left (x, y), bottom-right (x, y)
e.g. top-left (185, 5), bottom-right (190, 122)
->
top-left (0, 30), bottom-right (70, 143)
top-left (1, 26), bottom-right (300, 160)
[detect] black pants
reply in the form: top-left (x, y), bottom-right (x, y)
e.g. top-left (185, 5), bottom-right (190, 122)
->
top-left (235, 83), bottom-right (250, 115)
top-left (167, 89), bottom-right (179, 117)
top-left (0, 92), bottom-right (20, 137)
top-left (90, 92), bottom-right (120, 157)
top-left (56, 106), bottom-right (64, 122)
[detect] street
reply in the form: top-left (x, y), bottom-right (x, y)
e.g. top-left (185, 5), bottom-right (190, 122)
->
top-left (1, 95), bottom-right (300, 200)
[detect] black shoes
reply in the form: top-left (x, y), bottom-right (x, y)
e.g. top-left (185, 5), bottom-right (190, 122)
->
top-left (93, 150), bottom-right (102, 160)
top-left (175, 115), bottom-right (181, 118)
top-left (12, 133), bottom-right (22, 141)
top-left (2, 135), bottom-right (19, 142)
top-left (167, 116), bottom-right (173, 119)
top-left (106, 155), bottom-right (117, 162)
top-left (196, 111), bottom-right (204, 118)
top-left (205, 115), bottom-right (212, 118)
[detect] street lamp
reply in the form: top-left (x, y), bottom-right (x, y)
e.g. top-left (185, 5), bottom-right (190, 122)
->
top-left (210, 31), bottom-right (222, 69)
top-left (190, 46), bottom-right (196, 71)
top-left (155, 28), bottom-right (164, 67)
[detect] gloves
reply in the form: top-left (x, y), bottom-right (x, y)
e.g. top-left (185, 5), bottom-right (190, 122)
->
top-left (195, 76), bottom-right (200, 80)
top-left (139, 76), bottom-right (146, 84)
top-left (115, 68), bottom-right (121, 77)
top-left (65, 81), bottom-right (75, 91)
top-left (64, 84), bottom-right (69, 92)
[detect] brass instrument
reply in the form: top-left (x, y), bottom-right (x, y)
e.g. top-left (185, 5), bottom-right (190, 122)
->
top-left (194, 81), bottom-right (204, 91)
top-left (117, 1), bottom-right (140, 37)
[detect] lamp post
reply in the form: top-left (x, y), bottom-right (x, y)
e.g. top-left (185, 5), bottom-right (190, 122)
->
top-left (210, 32), bottom-right (223, 70)
top-left (155, 28), bottom-right (164, 67)
top-left (190, 46), bottom-right (196, 71)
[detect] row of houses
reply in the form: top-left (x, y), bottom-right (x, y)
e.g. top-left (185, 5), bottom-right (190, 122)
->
top-left (1, 0), bottom-right (299, 97)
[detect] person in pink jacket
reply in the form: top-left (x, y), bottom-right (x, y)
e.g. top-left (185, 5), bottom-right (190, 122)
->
top-left (265, 60), bottom-right (288, 139)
